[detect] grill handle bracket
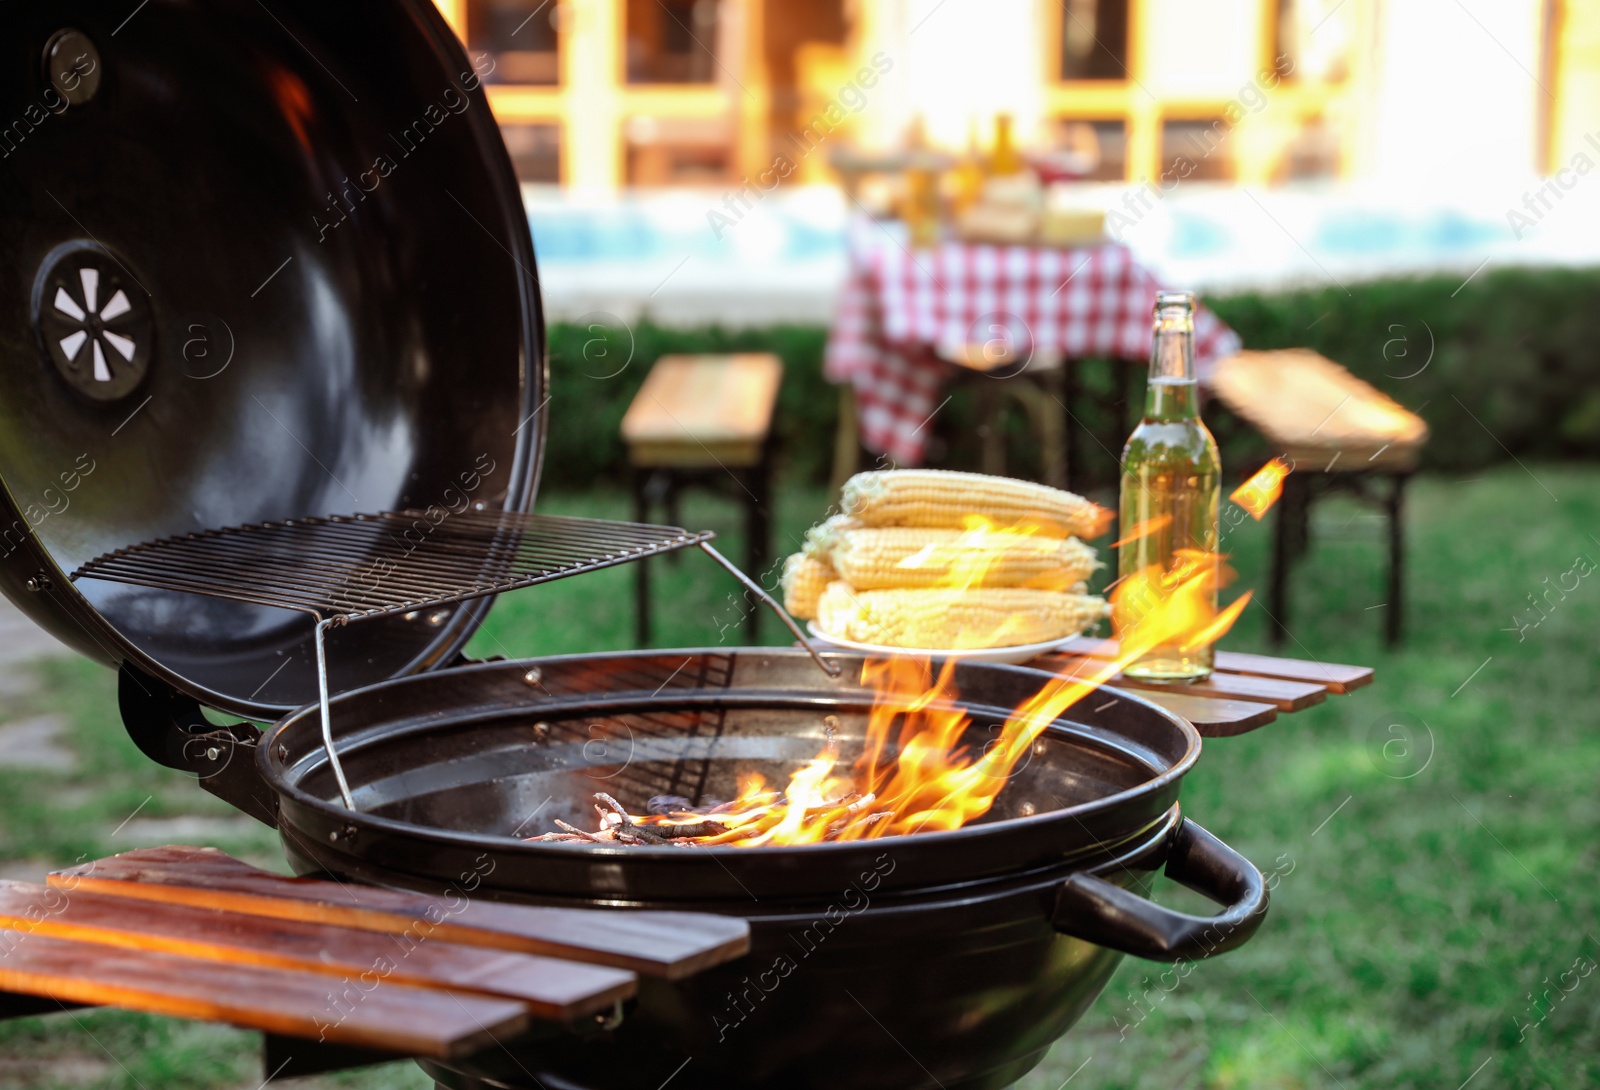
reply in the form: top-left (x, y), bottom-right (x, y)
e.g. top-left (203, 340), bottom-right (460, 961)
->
top-left (117, 663), bottom-right (279, 828)
top-left (1050, 817), bottom-right (1268, 963)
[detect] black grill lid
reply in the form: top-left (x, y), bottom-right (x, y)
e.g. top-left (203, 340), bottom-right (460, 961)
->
top-left (0, 1), bottom-right (545, 720)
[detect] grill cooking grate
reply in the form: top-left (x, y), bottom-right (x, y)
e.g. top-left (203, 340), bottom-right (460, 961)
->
top-left (71, 509), bottom-right (839, 810)
top-left (72, 509), bottom-right (716, 622)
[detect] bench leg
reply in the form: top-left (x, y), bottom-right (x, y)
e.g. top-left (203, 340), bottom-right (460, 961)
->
top-left (1006, 376), bottom-right (1068, 490)
top-left (1267, 473), bottom-right (1300, 649)
top-left (744, 451), bottom-right (773, 642)
top-left (829, 384), bottom-right (861, 499)
top-left (1386, 473), bottom-right (1407, 646)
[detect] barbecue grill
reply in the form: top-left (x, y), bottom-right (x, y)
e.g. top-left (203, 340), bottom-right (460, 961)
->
top-left (0, 3), bottom-right (1270, 1088)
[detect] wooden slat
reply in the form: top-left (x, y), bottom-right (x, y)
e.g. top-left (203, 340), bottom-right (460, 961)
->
top-left (50, 847), bottom-right (748, 980)
top-left (1122, 691), bottom-right (1279, 737)
top-left (0, 881), bottom-right (633, 1022)
top-left (1036, 654), bottom-right (1327, 712)
top-left (1199, 650), bottom-right (1372, 694)
top-left (0, 929), bottom-right (527, 1058)
top-left (1057, 638), bottom-right (1372, 694)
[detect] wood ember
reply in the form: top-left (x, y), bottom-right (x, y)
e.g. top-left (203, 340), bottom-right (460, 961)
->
top-left (553, 820), bottom-right (609, 844)
top-left (593, 793), bottom-right (669, 844)
top-left (651, 820), bottom-right (730, 839)
top-left (527, 790), bottom-right (893, 848)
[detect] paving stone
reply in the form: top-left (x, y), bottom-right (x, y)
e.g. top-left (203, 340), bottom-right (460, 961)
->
top-left (0, 714), bottom-right (77, 772)
top-left (114, 815), bottom-right (272, 845)
top-left (0, 598), bottom-right (70, 671)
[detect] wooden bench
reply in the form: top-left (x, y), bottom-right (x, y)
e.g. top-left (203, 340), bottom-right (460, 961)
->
top-left (621, 354), bottom-right (783, 643)
top-left (1209, 349), bottom-right (1429, 645)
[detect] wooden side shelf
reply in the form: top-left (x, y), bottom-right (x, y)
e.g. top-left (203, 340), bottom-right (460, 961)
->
top-left (1029, 638), bottom-right (1373, 737)
top-left (0, 847), bottom-right (750, 1064)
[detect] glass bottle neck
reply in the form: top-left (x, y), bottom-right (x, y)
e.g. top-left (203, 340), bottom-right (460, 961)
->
top-left (1146, 311), bottom-right (1198, 421)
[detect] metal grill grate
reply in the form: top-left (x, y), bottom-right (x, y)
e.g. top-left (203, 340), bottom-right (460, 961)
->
top-left (72, 509), bottom-right (715, 622)
top-left (71, 509), bottom-right (840, 811)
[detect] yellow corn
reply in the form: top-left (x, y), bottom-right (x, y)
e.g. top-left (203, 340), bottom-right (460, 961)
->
top-left (817, 582), bottom-right (1109, 650)
top-left (800, 513), bottom-right (861, 562)
top-left (830, 527), bottom-right (1099, 591)
top-left (840, 469), bottom-right (1110, 540)
top-left (781, 553), bottom-right (836, 620)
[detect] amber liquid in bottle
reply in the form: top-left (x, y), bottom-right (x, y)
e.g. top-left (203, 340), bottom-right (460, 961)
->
top-left (1116, 293), bottom-right (1221, 681)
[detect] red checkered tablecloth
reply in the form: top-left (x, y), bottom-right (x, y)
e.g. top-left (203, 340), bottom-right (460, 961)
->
top-left (824, 220), bottom-right (1242, 465)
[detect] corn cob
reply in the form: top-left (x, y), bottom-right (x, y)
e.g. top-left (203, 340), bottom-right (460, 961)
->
top-left (817, 582), bottom-right (1109, 650)
top-left (781, 553), bottom-right (836, 620)
top-left (840, 469), bottom-right (1110, 540)
top-left (800, 513), bottom-right (861, 562)
top-left (830, 527), bottom-right (1099, 591)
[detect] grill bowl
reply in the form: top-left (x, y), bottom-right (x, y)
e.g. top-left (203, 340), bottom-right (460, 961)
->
top-left (259, 649), bottom-right (1264, 1090)
top-left (263, 649), bottom-right (1199, 902)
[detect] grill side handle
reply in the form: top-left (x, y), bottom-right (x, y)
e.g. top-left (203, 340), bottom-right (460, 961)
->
top-left (1051, 817), bottom-right (1268, 963)
top-left (118, 663), bottom-right (279, 828)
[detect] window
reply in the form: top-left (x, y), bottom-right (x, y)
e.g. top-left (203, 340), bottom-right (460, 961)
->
top-left (1275, 0), bottom-right (1351, 82)
top-left (1160, 119), bottom-right (1235, 181)
top-left (1057, 119), bottom-right (1128, 181)
top-left (624, 116), bottom-right (732, 185)
top-left (466, 0), bottom-right (560, 85)
top-left (499, 123), bottom-right (561, 183)
top-left (1059, 0), bottom-right (1130, 81)
top-left (1277, 116), bottom-right (1341, 181)
top-left (627, 0), bottom-right (720, 84)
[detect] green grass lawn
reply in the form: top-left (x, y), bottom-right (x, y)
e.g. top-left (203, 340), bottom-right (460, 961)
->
top-left (0, 464), bottom-right (1594, 1088)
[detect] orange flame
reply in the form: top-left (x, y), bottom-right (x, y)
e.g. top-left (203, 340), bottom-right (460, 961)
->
top-left (604, 549), bottom-right (1248, 848)
top-left (1229, 458), bottom-right (1291, 520)
top-left (1111, 513), bottom-right (1173, 549)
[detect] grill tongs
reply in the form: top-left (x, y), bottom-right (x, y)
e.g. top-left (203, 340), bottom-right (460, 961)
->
top-left (72, 509), bottom-right (839, 810)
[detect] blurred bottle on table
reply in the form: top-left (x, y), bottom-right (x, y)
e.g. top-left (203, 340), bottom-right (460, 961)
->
top-left (902, 115), bottom-right (942, 247)
top-left (950, 117), bottom-right (986, 216)
top-left (988, 113), bottom-right (1024, 176)
top-left (1115, 292), bottom-right (1222, 681)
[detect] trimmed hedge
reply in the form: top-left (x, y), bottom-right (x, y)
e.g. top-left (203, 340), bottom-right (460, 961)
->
top-left (539, 266), bottom-right (1600, 491)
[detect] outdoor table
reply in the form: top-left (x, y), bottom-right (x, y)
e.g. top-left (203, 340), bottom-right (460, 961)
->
top-left (824, 217), bottom-right (1242, 467)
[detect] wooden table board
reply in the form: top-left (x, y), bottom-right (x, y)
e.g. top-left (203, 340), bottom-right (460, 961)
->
top-left (0, 880), bottom-right (635, 1021)
top-left (0, 927), bottom-right (528, 1058)
top-left (1113, 690), bottom-right (1280, 737)
top-left (50, 846), bottom-right (748, 981)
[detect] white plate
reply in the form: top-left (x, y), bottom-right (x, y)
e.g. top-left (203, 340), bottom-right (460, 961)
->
top-left (805, 622), bottom-right (1085, 665)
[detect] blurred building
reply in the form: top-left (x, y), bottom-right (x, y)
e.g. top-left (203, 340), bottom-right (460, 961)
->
top-left (431, 0), bottom-right (1598, 193)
